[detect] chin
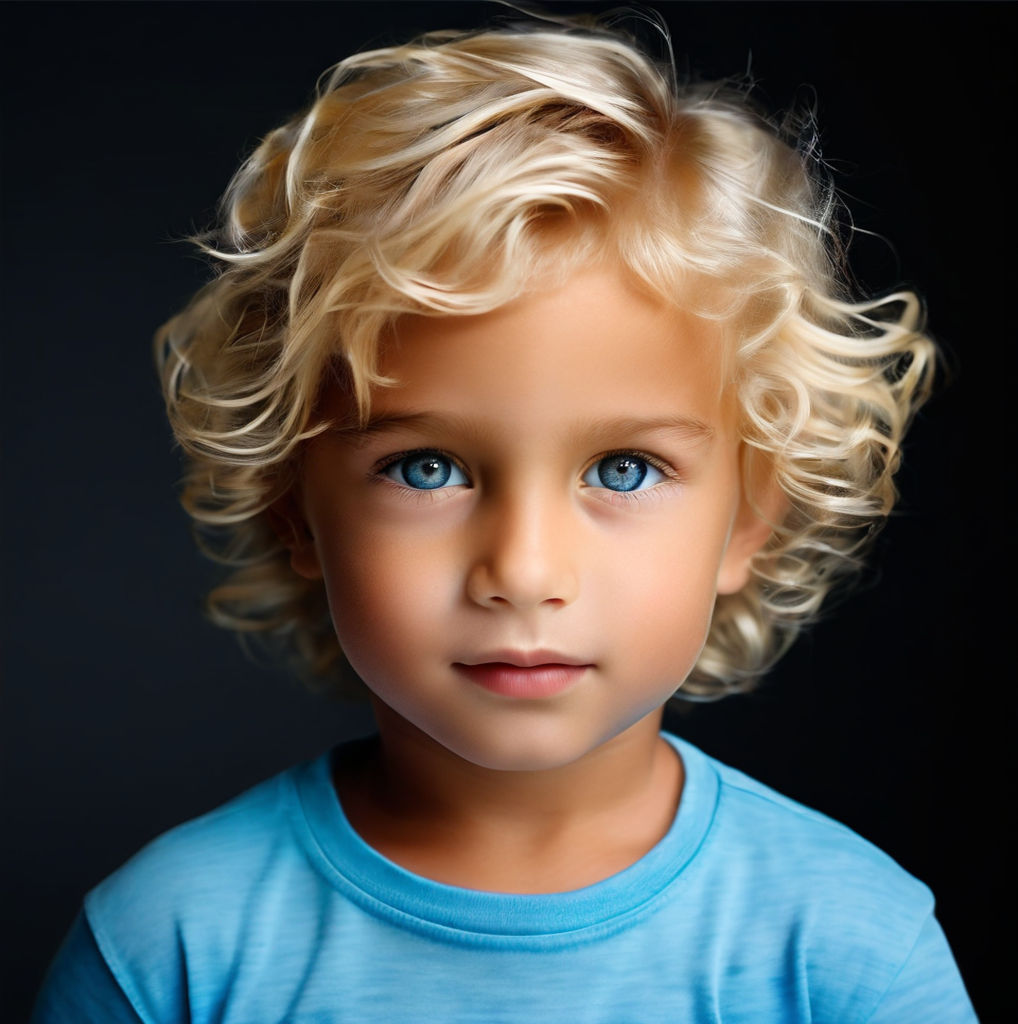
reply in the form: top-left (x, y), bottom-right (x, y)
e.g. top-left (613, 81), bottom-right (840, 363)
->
top-left (437, 718), bottom-right (630, 775)
top-left (466, 748), bottom-right (581, 774)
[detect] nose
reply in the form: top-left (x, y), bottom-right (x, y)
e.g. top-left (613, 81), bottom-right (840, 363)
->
top-left (465, 487), bottom-right (580, 610)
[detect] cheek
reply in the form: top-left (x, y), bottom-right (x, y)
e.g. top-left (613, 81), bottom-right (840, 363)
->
top-left (621, 565), bottom-right (714, 667)
top-left (604, 509), bottom-right (732, 661)
top-left (316, 523), bottom-right (455, 667)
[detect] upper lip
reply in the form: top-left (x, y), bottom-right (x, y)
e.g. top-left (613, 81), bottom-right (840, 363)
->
top-left (457, 649), bottom-right (592, 668)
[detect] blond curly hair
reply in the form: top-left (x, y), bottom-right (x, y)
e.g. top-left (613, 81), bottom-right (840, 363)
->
top-left (156, 15), bottom-right (936, 701)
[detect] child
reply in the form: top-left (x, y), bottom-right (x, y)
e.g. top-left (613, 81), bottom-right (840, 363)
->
top-left (32, 10), bottom-right (978, 1022)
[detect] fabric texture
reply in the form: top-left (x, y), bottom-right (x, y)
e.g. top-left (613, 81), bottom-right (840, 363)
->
top-left (31, 733), bottom-right (977, 1023)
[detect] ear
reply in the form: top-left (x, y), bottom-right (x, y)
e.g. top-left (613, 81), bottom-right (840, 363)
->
top-left (267, 491), bottom-right (323, 581)
top-left (716, 452), bottom-right (788, 596)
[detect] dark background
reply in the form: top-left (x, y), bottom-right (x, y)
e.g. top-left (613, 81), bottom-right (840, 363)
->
top-left (2, 1), bottom-right (1014, 1020)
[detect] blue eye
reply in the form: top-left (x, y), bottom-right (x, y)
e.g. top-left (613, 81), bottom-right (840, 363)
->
top-left (583, 453), bottom-right (666, 492)
top-left (383, 451), bottom-right (468, 490)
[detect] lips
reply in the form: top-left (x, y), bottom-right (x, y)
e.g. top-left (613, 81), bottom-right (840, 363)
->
top-left (454, 651), bottom-right (591, 698)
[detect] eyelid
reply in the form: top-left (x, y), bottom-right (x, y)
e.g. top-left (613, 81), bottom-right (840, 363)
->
top-left (370, 446), bottom-right (679, 491)
top-left (579, 449), bottom-right (681, 504)
top-left (373, 448), bottom-right (473, 486)
top-left (583, 448), bottom-right (679, 480)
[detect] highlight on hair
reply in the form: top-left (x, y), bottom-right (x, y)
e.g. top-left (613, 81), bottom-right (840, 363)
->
top-left (155, 12), bottom-right (936, 700)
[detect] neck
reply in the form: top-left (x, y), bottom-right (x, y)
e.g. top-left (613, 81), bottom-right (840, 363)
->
top-left (334, 702), bottom-right (683, 893)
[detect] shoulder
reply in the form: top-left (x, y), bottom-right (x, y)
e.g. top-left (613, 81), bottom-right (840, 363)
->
top-left (705, 750), bottom-right (933, 915)
top-left (673, 737), bottom-right (947, 1020)
top-left (88, 761), bottom-right (299, 922)
top-left (83, 757), bottom-right (320, 1019)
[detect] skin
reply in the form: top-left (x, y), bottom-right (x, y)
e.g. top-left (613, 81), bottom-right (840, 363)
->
top-left (284, 263), bottom-right (776, 893)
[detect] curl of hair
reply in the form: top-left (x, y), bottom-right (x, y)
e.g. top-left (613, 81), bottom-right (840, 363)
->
top-left (155, 15), bottom-right (936, 701)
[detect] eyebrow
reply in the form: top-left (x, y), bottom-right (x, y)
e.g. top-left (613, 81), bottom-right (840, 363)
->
top-left (332, 411), bottom-right (715, 448)
top-left (580, 415), bottom-right (715, 446)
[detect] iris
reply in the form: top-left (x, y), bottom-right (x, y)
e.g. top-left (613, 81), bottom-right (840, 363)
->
top-left (596, 456), bottom-right (648, 492)
top-left (386, 451), bottom-right (466, 490)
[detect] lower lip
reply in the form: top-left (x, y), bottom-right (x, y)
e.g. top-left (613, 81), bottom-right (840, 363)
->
top-left (454, 663), bottom-right (588, 699)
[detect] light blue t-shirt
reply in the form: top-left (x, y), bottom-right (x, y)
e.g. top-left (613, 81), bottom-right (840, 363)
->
top-left (32, 733), bottom-right (977, 1022)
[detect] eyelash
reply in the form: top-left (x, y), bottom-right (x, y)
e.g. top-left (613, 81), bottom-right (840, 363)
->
top-left (370, 447), bottom-right (680, 499)
top-left (372, 448), bottom-right (472, 491)
top-left (582, 449), bottom-right (680, 504)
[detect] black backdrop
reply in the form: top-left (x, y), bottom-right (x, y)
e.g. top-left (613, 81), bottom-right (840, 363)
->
top-left (2, 2), bottom-right (1014, 1020)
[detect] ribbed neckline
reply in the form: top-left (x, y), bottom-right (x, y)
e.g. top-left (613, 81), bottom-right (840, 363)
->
top-left (290, 732), bottom-right (719, 950)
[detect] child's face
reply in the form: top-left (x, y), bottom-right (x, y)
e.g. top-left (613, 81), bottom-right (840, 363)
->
top-left (292, 264), bottom-right (765, 772)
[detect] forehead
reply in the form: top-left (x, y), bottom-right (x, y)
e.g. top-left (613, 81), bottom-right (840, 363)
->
top-left (359, 264), bottom-right (735, 435)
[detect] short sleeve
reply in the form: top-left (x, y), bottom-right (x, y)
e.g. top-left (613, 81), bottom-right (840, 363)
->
top-left (865, 913), bottom-right (979, 1023)
top-left (30, 910), bottom-right (145, 1024)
